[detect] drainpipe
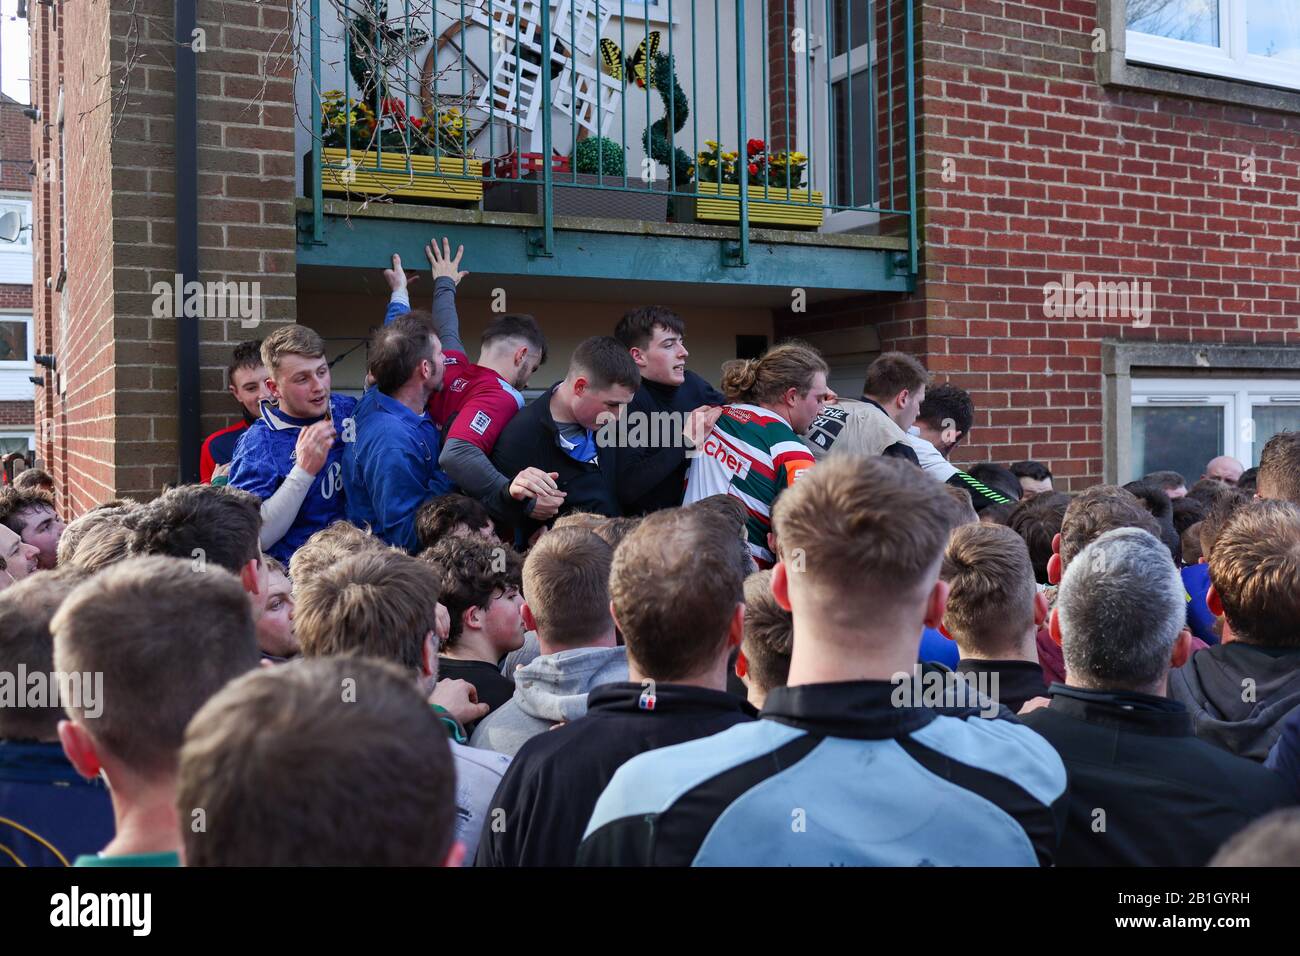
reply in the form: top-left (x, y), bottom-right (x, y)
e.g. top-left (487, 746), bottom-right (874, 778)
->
top-left (174, 0), bottom-right (200, 483)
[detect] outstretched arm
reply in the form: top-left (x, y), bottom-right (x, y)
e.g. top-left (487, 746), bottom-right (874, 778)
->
top-left (425, 237), bottom-right (468, 355)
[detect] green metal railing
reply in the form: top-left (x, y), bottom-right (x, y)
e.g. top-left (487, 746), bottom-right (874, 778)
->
top-left (307, 0), bottom-right (916, 274)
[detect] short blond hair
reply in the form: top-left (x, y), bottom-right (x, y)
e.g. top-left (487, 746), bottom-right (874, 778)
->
top-left (772, 456), bottom-right (959, 616)
top-left (522, 527), bottom-right (612, 648)
top-left (290, 521), bottom-right (389, 596)
top-left (261, 324), bottom-right (325, 375)
top-left (295, 550), bottom-right (442, 672)
top-left (1209, 500), bottom-right (1300, 648)
top-left (940, 523), bottom-right (1037, 656)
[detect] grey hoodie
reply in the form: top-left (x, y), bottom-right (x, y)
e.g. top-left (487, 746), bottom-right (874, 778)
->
top-left (470, 645), bottom-right (627, 757)
top-left (1168, 642), bottom-right (1300, 762)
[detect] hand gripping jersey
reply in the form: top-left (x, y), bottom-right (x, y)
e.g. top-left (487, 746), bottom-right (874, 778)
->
top-left (682, 404), bottom-right (815, 566)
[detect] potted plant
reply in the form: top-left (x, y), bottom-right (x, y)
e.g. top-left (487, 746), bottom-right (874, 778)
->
top-left (312, 1), bottom-right (481, 205)
top-left (483, 135), bottom-right (668, 220)
top-left (677, 137), bottom-right (824, 229)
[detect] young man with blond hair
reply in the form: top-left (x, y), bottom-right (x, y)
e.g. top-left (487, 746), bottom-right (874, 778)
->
top-left (479, 509), bottom-right (751, 867)
top-left (53, 556), bottom-right (261, 865)
top-left (293, 548), bottom-right (509, 861)
top-left (580, 457), bottom-right (1066, 866)
top-left (1170, 499), bottom-right (1300, 761)
top-left (229, 324), bottom-right (356, 564)
top-left (469, 527), bottom-right (626, 757)
top-left (940, 523), bottom-right (1049, 713)
top-left (178, 657), bottom-right (463, 866)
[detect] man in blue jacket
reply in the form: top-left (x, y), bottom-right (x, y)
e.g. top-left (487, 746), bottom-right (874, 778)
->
top-left (343, 311), bottom-right (453, 552)
top-left (229, 326), bottom-right (355, 565)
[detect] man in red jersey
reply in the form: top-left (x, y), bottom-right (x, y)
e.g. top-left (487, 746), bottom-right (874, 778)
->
top-left (384, 239), bottom-right (562, 519)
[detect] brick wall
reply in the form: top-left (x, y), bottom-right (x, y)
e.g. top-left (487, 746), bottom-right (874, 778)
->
top-left (0, 94), bottom-right (31, 191)
top-left (780, 0), bottom-right (1300, 490)
top-left (31, 0), bottom-right (298, 515)
top-left (0, 401), bottom-right (32, 426)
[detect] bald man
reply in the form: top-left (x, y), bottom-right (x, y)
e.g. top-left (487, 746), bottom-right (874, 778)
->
top-left (1202, 456), bottom-right (1244, 486)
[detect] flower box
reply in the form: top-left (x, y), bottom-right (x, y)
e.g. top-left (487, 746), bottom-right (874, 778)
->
top-left (483, 152), bottom-right (668, 221)
top-left (315, 147), bottom-right (482, 204)
top-left (676, 182), bottom-right (825, 229)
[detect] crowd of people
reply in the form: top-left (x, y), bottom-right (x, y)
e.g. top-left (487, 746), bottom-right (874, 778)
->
top-left (2, 237), bottom-right (1299, 867)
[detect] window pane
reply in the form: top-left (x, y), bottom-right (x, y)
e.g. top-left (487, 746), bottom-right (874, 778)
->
top-left (1131, 405), bottom-right (1223, 482)
top-left (0, 320), bottom-right (28, 362)
top-left (1251, 405), bottom-right (1300, 467)
top-left (1128, 0), bottom-right (1220, 46)
top-left (1248, 2), bottom-right (1300, 61)
top-left (831, 0), bottom-right (872, 59)
top-left (832, 69), bottom-right (874, 208)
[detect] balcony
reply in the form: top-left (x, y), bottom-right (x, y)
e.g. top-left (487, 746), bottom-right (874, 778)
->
top-left (295, 0), bottom-right (917, 305)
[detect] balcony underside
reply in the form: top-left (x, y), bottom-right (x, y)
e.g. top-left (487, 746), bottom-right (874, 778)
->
top-left (294, 199), bottom-right (914, 306)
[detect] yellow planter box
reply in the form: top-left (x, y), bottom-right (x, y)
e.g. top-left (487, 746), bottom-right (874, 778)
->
top-left (319, 148), bottom-right (482, 203)
top-left (692, 182), bottom-right (824, 228)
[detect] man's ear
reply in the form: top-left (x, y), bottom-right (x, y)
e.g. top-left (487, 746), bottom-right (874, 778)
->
top-left (1033, 589), bottom-right (1049, 627)
top-left (441, 840), bottom-right (468, 868)
top-left (608, 599), bottom-right (624, 638)
top-left (628, 346), bottom-right (647, 370)
top-left (735, 647), bottom-right (749, 679)
top-left (1047, 552), bottom-right (1062, 586)
top-left (513, 344), bottom-right (530, 371)
top-left (520, 602), bottom-right (537, 633)
top-left (1170, 628), bottom-right (1193, 669)
top-left (266, 377), bottom-right (283, 402)
top-left (572, 376), bottom-right (589, 398)
top-left (463, 604), bottom-right (482, 634)
top-left (726, 602), bottom-right (744, 649)
top-left (922, 578), bottom-right (950, 631)
top-left (240, 558), bottom-right (264, 596)
top-left (58, 719), bottom-right (101, 781)
top-left (771, 561), bottom-right (792, 612)
top-left (1049, 606), bottom-right (1063, 647)
top-left (895, 389), bottom-right (910, 412)
top-left (1207, 583), bottom-right (1224, 618)
top-left (421, 631), bottom-right (437, 679)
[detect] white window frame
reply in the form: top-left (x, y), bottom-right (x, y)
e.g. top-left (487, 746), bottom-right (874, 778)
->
top-left (1126, 0), bottom-right (1300, 93)
top-left (0, 431), bottom-right (35, 452)
top-left (811, 0), bottom-right (879, 233)
top-left (1130, 375), bottom-right (1300, 478)
top-left (0, 311), bottom-right (33, 370)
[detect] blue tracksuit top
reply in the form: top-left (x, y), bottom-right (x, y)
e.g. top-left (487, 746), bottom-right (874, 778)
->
top-left (342, 386), bottom-right (452, 552)
top-left (228, 393), bottom-right (357, 564)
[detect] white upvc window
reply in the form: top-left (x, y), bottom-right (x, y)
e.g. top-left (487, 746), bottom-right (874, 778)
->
top-left (1126, 0), bottom-right (1300, 92)
top-left (1129, 376), bottom-right (1300, 481)
top-left (811, 0), bottom-right (879, 233)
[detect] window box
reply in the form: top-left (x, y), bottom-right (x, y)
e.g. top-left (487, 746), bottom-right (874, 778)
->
top-left (482, 152), bottom-right (669, 221)
top-left (675, 183), bottom-right (825, 229)
top-left (314, 148), bottom-right (483, 204)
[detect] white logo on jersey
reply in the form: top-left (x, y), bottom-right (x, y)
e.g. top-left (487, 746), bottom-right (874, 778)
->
top-left (319, 461), bottom-right (343, 500)
top-left (469, 410), bottom-right (492, 435)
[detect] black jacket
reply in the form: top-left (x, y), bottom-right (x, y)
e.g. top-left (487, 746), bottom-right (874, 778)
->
top-left (490, 383), bottom-right (622, 537)
top-left (1021, 684), bottom-right (1293, 867)
top-left (617, 371), bottom-right (725, 515)
top-left (474, 682), bottom-right (754, 867)
top-left (1167, 642), bottom-right (1300, 762)
top-left (956, 659), bottom-right (1049, 714)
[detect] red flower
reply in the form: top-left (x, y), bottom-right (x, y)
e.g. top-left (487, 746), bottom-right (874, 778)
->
top-left (380, 97), bottom-right (408, 118)
top-left (748, 162), bottom-right (759, 175)
top-left (747, 138), bottom-right (765, 155)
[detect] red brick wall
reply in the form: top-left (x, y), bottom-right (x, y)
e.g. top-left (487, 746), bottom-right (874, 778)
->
top-left (0, 401), bottom-right (33, 426)
top-left (781, 0), bottom-right (1300, 490)
top-left (30, 0), bottom-right (297, 516)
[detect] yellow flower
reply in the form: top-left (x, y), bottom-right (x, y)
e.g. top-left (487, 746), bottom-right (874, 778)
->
top-left (705, 139), bottom-right (720, 148)
top-left (709, 159), bottom-right (718, 166)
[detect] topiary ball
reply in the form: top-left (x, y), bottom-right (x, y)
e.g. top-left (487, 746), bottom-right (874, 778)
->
top-left (574, 136), bottom-right (627, 176)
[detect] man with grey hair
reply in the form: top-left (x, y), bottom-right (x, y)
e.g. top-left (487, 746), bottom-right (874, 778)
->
top-left (1021, 527), bottom-right (1290, 866)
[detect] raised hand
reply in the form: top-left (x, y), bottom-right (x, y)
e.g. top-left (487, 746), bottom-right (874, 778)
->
top-left (294, 420), bottom-right (336, 476)
top-left (426, 236), bottom-right (469, 285)
top-left (383, 253), bottom-right (419, 293)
